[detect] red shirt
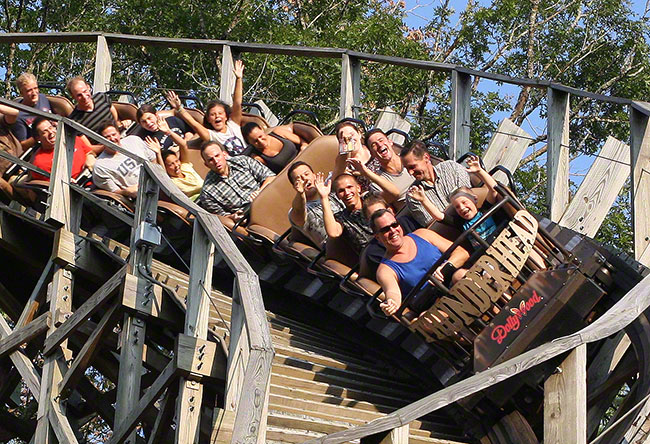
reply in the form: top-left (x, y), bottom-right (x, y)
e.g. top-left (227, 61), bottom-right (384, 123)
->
top-left (31, 136), bottom-right (92, 181)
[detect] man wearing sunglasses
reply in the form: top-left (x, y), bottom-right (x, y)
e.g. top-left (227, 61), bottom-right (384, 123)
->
top-left (370, 209), bottom-right (468, 317)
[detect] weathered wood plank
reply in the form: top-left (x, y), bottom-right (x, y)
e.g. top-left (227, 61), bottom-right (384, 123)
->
top-left (0, 312), bottom-right (51, 359)
top-left (45, 123), bottom-right (76, 228)
top-left (48, 398), bottom-right (79, 444)
top-left (108, 361), bottom-right (178, 444)
top-left (59, 302), bottom-right (120, 396)
top-left (304, 273), bottom-right (650, 444)
top-left (630, 104), bottom-right (650, 266)
top-left (17, 260), bottom-right (54, 328)
top-left (0, 313), bottom-right (41, 398)
top-left (237, 272), bottom-right (273, 350)
top-left (450, 70), bottom-right (471, 160)
top-left (225, 289), bottom-right (249, 412)
top-left (339, 54), bottom-right (360, 119)
top-left (43, 265), bottom-right (126, 355)
top-left (380, 424), bottom-right (409, 444)
top-left (559, 137), bottom-right (630, 237)
top-left (547, 87), bottom-right (570, 222)
top-left (481, 118), bottom-right (531, 185)
top-left (220, 45), bottom-right (237, 106)
top-left (374, 107), bottom-right (411, 146)
top-left (93, 35), bottom-right (112, 93)
top-left (147, 383), bottom-right (178, 444)
top-left (544, 344), bottom-right (587, 444)
top-left (230, 348), bottom-right (274, 444)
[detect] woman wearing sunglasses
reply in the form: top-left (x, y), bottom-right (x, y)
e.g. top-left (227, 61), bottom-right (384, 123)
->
top-left (370, 208), bottom-right (469, 317)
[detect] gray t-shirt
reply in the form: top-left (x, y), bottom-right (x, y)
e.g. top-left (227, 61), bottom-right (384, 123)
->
top-left (289, 194), bottom-right (344, 247)
top-left (406, 160), bottom-right (471, 227)
top-left (93, 136), bottom-right (155, 193)
top-left (370, 167), bottom-right (415, 212)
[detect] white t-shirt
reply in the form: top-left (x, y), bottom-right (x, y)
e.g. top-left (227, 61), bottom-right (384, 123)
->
top-left (93, 135), bottom-right (156, 193)
top-left (208, 120), bottom-right (246, 155)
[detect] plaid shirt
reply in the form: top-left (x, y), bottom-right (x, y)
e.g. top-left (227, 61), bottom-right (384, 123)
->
top-left (199, 156), bottom-right (274, 215)
top-left (334, 207), bottom-right (374, 254)
top-left (406, 160), bottom-right (471, 227)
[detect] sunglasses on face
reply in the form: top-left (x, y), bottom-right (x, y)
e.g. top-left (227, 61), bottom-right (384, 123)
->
top-left (377, 221), bottom-right (400, 234)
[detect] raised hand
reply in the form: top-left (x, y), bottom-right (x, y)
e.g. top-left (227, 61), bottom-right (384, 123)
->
top-left (465, 154), bottom-right (482, 174)
top-left (165, 90), bottom-right (182, 110)
top-left (408, 185), bottom-right (426, 202)
top-left (233, 60), bottom-right (245, 79)
top-left (144, 136), bottom-right (161, 153)
top-left (314, 172), bottom-right (331, 198)
top-left (293, 177), bottom-right (305, 194)
top-left (346, 158), bottom-right (367, 176)
top-left (157, 115), bottom-right (171, 134)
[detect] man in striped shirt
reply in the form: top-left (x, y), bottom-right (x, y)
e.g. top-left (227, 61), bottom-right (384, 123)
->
top-left (67, 77), bottom-right (120, 152)
top-left (401, 141), bottom-right (471, 227)
top-left (199, 141), bottom-right (275, 222)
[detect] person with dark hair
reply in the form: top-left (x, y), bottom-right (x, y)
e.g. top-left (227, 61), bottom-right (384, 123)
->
top-left (166, 60), bottom-right (246, 156)
top-left (92, 120), bottom-right (156, 199)
top-left (287, 161), bottom-right (343, 246)
top-left (143, 116), bottom-right (203, 200)
top-left (400, 140), bottom-right (471, 227)
top-left (7, 73), bottom-right (53, 150)
top-left (371, 210), bottom-right (469, 317)
top-left (29, 117), bottom-right (93, 181)
top-left (199, 141), bottom-right (275, 221)
top-left (136, 104), bottom-right (191, 150)
top-left (364, 128), bottom-right (414, 212)
top-left (358, 193), bottom-right (420, 278)
top-left (332, 120), bottom-right (383, 193)
top-left (314, 173), bottom-right (373, 255)
top-left (241, 122), bottom-right (306, 174)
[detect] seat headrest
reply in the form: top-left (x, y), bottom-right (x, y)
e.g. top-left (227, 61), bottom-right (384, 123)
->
top-left (46, 95), bottom-right (74, 117)
top-left (241, 113), bottom-right (269, 130)
top-left (112, 102), bottom-right (138, 122)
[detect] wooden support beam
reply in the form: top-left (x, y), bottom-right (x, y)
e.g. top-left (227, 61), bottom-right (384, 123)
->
top-left (147, 383), bottom-right (178, 444)
top-left (35, 266), bottom-right (74, 444)
top-left (43, 265), bottom-right (126, 355)
top-left (450, 69), bottom-right (471, 160)
top-left (17, 260), bottom-right (54, 328)
top-left (0, 278), bottom-right (24, 321)
top-left (225, 289), bottom-right (249, 412)
top-left (209, 408), bottom-right (236, 444)
top-left (0, 313), bottom-right (41, 398)
top-left (547, 87), bottom-right (570, 222)
top-left (559, 136), bottom-right (630, 237)
top-left (108, 361), bottom-right (178, 444)
top-left (93, 35), bottom-right (112, 93)
top-left (48, 398), bottom-right (79, 444)
top-left (544, 344), bottom-right (587, 444)
top-left (175, 221), bottom-right (215, 444)
top-left (630, 103), bottom-right (650, 266)
top-left (45, 123), bottom-right (76, 228)
top-left (219, 45), bottom-right (238, 105)
top-left (59, 302), bottom-right (120, 397)
top-left (175, 334), bottom-right (226, 380)
top-left (0, 312), bottom-right (51, 359)
top-left (362, 424), bottom-right (409, 444)
top-left (481, 118), bottom-right (531, 185)
top-left (115, 169), bottom-right (158, 444)
top-left (339, 53), bottom-right (360, 119)
top-left (121, 273), bottom-right (183, 326)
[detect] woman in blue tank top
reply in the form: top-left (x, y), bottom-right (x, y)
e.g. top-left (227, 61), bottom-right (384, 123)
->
top-left (370, 209), bottom-right (469, 317)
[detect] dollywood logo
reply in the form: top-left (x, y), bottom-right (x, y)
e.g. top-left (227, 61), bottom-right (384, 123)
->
top-left (490, 290), bottom-right (543, 345)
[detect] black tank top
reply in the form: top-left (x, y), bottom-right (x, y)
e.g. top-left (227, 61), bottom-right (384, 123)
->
top-left (250, 133), bottom-right (299, 174)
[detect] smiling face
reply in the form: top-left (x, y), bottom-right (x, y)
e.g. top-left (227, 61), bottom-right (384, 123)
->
top-left (19, 79), bottom-right (40, 107)
top-left (206, 104), bottom-right (228, 132)
top-left (139, 112), bottom-right (159, 132)
top-left (202, 143), bottom-right (228, 176)
top-left (334, 175), bottom-right (362, 210)
top-left (374, 211), bottom-right (404, 251)
top-left (289, 164), bottom-right (317, 198)
top-left (69, 80), bottom-right (94, 110)
top-left (100, 125), bottom-right (121, 154)
top-left (402, 151), bottom-right (432, 181)
top-left (164, 153), bottom-right (182, 178)
top-left (367, 132), bottom-right (394, 163)
top-left (35, 120), bottom-right (57, 151)
top-left (452, 193), bottom-right (478, 220)
top-left (246, 127), bottom-right (270, 151)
